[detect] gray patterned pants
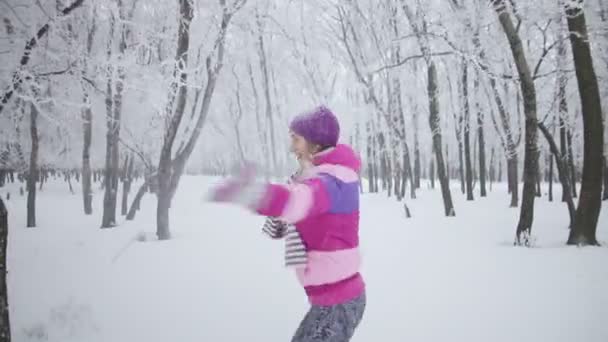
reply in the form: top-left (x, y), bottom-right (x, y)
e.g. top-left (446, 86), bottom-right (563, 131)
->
top-left (291, 293), bottom-right (366, 342)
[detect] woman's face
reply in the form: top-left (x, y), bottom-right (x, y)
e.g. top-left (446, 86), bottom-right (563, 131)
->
top-left (290, 131), bottom-right (313, 161)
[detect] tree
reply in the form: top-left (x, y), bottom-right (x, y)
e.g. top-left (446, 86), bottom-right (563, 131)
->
top-left (81, 7), bottom-right (96, 216)
top-left (27, 99), bottom-right (39, 228)
top-left (255, 8), bottom-right (278, 174)
top-left (101, 0), bottom-right (137, 228)
top-left (565, 0), bottom-right (604, 246)
top-left (538, 122), bottom-right (576, 227)
top-left (156, 0), bottom-right (247, 240)
top-left (0, 197), bottom-right (10, 342)
top-left (462, 61), bottom-right (474, 201)
top-left (400, 1), bottom-right (455, 216)
top-left (475, 70), bottom-right (487, 197)
top-left (492, 0), bottom-right (540, 245)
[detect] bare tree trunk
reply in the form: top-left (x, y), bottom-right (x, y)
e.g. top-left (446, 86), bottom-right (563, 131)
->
top-left (27, 101), bottom-right (38, 228)
top-left (489, 147), bottom-right (495, 191)
top-left (567, 127), bottom-right (577, 197)
top-left (81, 7), bottom-right (95, 216)
top-left (247, 62), bottom-right (270, 178)
top-left (372, 120), bottom-right (380, 193)
top-left (101, 82), bottom-right (119, 228)
top-left (82, 100), bottom-right (93, 215)
top-left (493, 0), bottom-right (539, 245)
top-left (101, 16), bottom-right (118, 228)
top-left (66, 172), bottom-right (74, 194)
top-left (232, 76), bottom-right (247, 163)
top-left (399, 1), bottom-right (454, 215)
top-left (462, 62), bottom-right (474, 201)
top-left (389, 9), bottom-right (415, 200)
top-left (603, 156), bottom-right (608, 200)
top-left (156, 0), bottom-right (194, 240)
top-left (548, 151), bottom-right (554, 202)
top-left (413, 110), bottom-right (421, 189)
top-left (157, 1), bottom-right (240, 239)
top-left (536, 166), bottom-right (542, 197)
top-left (126, 175), bottom-right (152, 221)
top-left (366, 121), bottom-right (375, 193)
top-left (475, 73), bottom-right (487, 197)
top-left (430, 157), bottom-right (435, 189)
top-left (538, 123), bottom-right (575, 226)
top-left (456, 110), bottom-right (465, 194)
top-left (429, 62), bottom-right (455, 216)
top-left (558, 49), bottom-right (571, 202)
top-left (256, 12), bottom-right (278, 173)
top-left (0, 197), bottom-right (10, 342)
top-left (121, 155), bottom-right (133, 216)
top-left (565, 3), bottom-right (604, 246)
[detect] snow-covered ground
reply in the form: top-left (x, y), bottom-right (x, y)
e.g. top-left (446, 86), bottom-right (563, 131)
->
top-left (3, 176), bottom-right (608, 342)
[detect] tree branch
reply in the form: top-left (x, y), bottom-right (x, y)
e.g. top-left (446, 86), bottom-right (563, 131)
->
top-left (372, 51), bottom-right (453, 74)
top-left (0, 0), bottom-right (86, 116)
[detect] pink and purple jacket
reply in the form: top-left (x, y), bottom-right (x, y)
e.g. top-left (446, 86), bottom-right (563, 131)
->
top-left (256, 144), bottom-right (364, 306)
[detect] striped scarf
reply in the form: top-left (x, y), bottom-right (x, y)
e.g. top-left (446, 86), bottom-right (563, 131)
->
top-left (261, 169), bottom-right (308, 268)
top-left (262, 217), bottom-right (307, 268)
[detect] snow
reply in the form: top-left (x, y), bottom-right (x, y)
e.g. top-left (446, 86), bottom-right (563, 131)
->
top-left (3, 176), bottom-right (608, 342)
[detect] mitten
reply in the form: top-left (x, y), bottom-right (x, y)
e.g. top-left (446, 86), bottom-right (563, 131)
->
top-left (207, 162), bottom-right (266, 210)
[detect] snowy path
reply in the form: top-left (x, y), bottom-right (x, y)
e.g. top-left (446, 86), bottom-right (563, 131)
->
top-left (4, 176), bottom-right (608, 342)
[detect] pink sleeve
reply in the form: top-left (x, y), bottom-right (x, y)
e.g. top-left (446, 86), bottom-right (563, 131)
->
top-left (255, 178), bottom-right (331, 224)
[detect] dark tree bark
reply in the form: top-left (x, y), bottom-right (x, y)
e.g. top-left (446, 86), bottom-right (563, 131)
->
top-left (0, 197), bottom-right (10, 342)
top-left (456, 104), bottom-right (465, 194)
top-left (475, 73), bottom-right (487, 197)
top-left (127, 174), bottom-right (152, 221)
top-left (27, 101), bottom-right (39, 228)
top-left (372, 128), bottom-right (380, 193)
top-left (81, 12), bottom-right (95, 216)
top-left (101, 20), bottom-right (119, 228)
top-left (400, 1), bottom-right (454, 216)
top-left (489, 147), bottom-right (495, 189)
top-left (413, 111), bottom-right (421, 189)
top-left (430, 158), bottom-right (435, 189)
top-left (462, 62), bottom-right (474, 201)
top-left (507, 157), bottom-right (518, 207)
top-left (498, 157), bottom-right (503, 183)
top-left (489, 77), bottom-right (519, 207)
top-left (548, 151), bottom-right (554, 202)
top-left (556, 31), bottom-right (573, 204)
top-left (393, 75), bottom-right (415, 199)
top-left (567, 127), bottom-right (577, 198)
top-left (603, 156), bottom-right (608, 201)
top-left (565, 2), bottom-right (604, 246)
top-left (82, 97), bottom-right (93, 215)
top-left (366, 121), bottom-right (375, 193)
top-left (493, 0), bottom-right (540, 245)
top-left (538, 122), bottom-right (575, 227)
top-left (156, 0), bottom-right (194, 240)
top-left (121, 156), bottom-right (133, 216)
top-left (536, 166), bottom-right (542, 197)
top-left (429, 62), bottom-right (455, 216)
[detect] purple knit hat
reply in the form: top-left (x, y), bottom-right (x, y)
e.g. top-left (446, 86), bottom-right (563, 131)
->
top-left (289, 106), bottom-right (340, 147)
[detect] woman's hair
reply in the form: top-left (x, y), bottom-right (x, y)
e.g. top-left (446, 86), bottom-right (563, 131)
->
top-left (308, 143), bottom-right (332, 155)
